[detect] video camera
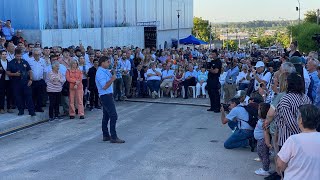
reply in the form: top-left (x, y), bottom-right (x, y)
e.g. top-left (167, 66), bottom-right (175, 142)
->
top-left (221, 103), bottom-right (230, 112)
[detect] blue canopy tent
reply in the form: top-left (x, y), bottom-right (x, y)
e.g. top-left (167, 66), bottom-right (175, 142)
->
top-left (179, 35), bottom-right (208, 45)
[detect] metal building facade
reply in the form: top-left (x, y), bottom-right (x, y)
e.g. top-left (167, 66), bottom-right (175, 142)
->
top-left (0, 0), bottom-right (193, 30)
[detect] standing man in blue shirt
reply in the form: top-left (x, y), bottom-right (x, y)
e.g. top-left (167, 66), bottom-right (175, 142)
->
top-left (1, 20), bottom-right (14, 41)
top-left (223, 58), bottom-right (240, 103)
top-left (96, 56), bottom-right (125, 144)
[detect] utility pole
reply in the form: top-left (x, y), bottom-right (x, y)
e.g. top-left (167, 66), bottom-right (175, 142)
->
top-left (317, 9), bottom-right (320, 25)
top-left (296, 0), bottom-right (301, 24)
top-left (209, 22), bottom-right (212, 49)
top-left (100, 0), bottom-right (104, 50)
top-left (226, 29), bottom-right (229, 51)
top-left (177, 10), bottom-right (181, 49)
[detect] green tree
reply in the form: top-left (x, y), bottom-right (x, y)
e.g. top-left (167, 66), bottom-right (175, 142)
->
top-left (250, 35), bottom-right (276, 48)
top-left (192, 17), bottom-right (210, 42)
top-left (275, 32), bottom-right (290, 48)
top-left (291, 22), bottom-right (320, 53)
top-left (304, 10), bottom-right (318, 24)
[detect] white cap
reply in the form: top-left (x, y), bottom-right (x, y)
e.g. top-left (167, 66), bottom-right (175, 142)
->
top-left (255, 61), bottom-right (265, 68)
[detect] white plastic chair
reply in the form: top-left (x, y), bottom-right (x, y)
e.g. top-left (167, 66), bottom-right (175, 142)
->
top-left (182, 86), bottom-right (196, 98)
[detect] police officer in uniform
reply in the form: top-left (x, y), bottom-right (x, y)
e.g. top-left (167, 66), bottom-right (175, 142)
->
top-left (7, 48), bottom-right (35, 116)
top-left (206, 50), bottom-right (222, 113)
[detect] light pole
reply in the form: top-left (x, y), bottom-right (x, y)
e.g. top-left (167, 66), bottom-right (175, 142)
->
top-left (226, 28), bottom-right (229, 51)
top-left (317, 9), bottom-right (320, 25)
top-left (177, 10), bottom-right (181, 49)
top-left (209, 22), bottom-right (212, 49)
top-left (296, 0), bottom-right (301, 24)
top-left (100, 0), bottom-right (104, 50)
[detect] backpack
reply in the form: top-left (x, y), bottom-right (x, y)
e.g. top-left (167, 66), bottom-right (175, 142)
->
top-left (307, 76), bottom-right (314, 103)
top-left (241, 103), bottom-right (259, 128)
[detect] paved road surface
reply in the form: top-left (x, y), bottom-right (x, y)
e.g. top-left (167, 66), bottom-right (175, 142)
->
top-left (0, 102), bottom-right (265, 180)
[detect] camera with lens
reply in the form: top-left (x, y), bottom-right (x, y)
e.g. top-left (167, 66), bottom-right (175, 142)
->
top-left (205, 62), bottom-right (212, 70)
top-left (221, 103), bottom-right (230, 112)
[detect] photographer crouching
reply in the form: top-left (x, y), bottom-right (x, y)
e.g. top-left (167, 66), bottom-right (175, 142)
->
top-left (220, 92), bottom-right (256, 150)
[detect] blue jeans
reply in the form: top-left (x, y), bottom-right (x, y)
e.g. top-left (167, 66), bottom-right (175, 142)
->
top-left (147, 80), bottom-right (160, 92)
top-left (224, 122), bottom-right (254, 149)
top-left (100, 94), bottom-right (118, 139)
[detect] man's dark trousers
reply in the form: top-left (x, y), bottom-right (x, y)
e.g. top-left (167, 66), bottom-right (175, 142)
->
top-left (32, 79), bottom-right (46, 110)
top-left (100, 94), bottom-right (118, 139)
top-left (183, 77), bottom-right (196, 97)
top-left (207, 79), bottom-right (221, 111)
top-left (14, 81), bottom-right (35, 114)
top-left (0, 80), bottom-right (12, 109)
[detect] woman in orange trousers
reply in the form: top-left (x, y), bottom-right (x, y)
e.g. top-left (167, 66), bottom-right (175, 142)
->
top-left (66, 60), bottom-right (85, 119)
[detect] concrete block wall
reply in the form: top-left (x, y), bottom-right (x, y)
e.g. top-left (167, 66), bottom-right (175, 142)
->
top-left (22, 27), bottom-right (145, 49)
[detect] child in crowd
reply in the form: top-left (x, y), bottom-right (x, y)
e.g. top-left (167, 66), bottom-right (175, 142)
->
top-left (254, 103), bottom-right (271, 176)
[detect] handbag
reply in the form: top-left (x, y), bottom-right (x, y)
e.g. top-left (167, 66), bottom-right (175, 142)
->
top-left (62, 81), bottom-right (69, 96)
top-left (62, 70), bottom-right (70, 96)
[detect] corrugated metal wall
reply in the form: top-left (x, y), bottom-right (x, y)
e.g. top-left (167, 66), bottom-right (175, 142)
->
top-left (0, 0), bottom-right (193, 30)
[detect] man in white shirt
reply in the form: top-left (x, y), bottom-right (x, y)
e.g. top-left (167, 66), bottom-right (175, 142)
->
top-left (147, 62), bottom-right (162, 98)
top-left (120, 52), bottom-right (132, 98)
top-left (29, 48), bottom-right (46, 112)
top-left (22, 43), bottom-right (35, 63)
top-left (236, 64), bottom-right (252, 90)
top-left (160, 64), bottom-right (174, 96)
top-left (6, 42), bottom-right (15, 62)
top-left (183, 65), bottom-right (198, 99)
top-left (252, 61), bottom-right (272, 91)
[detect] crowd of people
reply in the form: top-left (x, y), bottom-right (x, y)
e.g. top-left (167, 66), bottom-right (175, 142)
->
top-left (0, 20), bottom-right (320, 179)
top-left (219, 41), bottom-right (320, 179)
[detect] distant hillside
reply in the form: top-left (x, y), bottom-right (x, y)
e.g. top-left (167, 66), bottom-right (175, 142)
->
top-left (213, 20), bottom-right (297, 29)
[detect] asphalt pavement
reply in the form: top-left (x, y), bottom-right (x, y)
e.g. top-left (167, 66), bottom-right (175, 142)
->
top-left (0, 101), bottom-right (266, 180)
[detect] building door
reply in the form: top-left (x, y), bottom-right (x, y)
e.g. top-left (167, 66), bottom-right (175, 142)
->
top-left (144, 27), bottom-right (157, 49)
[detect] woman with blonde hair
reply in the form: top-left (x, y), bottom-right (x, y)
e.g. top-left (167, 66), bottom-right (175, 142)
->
top-left (66, 60), bottom-right (85, 119)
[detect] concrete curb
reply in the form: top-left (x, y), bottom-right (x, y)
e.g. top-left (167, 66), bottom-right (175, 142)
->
top-left (0, 119), bottom-right (49, 137)
top-left (125, 99), bottom-right (211, 107)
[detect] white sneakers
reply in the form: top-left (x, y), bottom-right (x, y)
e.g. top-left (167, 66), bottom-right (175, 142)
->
top-left (151, 91), bottom-right (158, 99)
top-left (255, 168), bottom-right (270, 176)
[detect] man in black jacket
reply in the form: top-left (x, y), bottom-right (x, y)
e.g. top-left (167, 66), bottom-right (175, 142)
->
top-left (0, 50), bottom-right (13, 113)
top-left (133, 64), bottom-right (146, 97)
top-left (87, 59), bottom-right (100, 110)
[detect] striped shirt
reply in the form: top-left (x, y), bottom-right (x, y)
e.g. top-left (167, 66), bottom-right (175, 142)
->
top-left (274, 93), bottom-right (311, 146)
top-left (46, 71), bottom-right (65, 92)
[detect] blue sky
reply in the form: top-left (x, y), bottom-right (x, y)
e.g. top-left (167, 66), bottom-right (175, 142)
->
top-left (194, 0), bottom-right (320, 22)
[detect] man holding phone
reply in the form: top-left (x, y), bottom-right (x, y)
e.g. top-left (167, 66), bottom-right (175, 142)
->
top-left (96, 56), bottom-right (125, 144)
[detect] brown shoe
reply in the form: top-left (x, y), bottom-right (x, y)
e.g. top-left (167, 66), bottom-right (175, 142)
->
top-left (7, 109), bottom-right (14, 113)
top-left (103, 136), bottom-right (111, 141)
top-left (0, 109), bottom-right (5, 114)
top-left (110, 138), bottom-right (125, 144)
